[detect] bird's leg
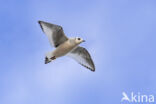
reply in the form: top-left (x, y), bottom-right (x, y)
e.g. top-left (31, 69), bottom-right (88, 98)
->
top-left (50, 56), bottom-right (56, 60)
top-left (45, 57), bottom-right (51, 64)
top-left (45, 56), bottom-right (56, 64)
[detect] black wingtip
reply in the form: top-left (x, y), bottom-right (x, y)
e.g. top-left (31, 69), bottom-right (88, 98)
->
top-left (38, 20), bottom-right (44, 32)
top-left (92, 69), bottom-right (95, 72)
top-left (38, 20), bottom-right (42, 24)
top-left (92, 66), bottom-right (95, 72)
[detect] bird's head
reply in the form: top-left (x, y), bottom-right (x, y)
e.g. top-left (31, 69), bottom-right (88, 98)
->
top-left (75, 37), bottom-right (85, 44)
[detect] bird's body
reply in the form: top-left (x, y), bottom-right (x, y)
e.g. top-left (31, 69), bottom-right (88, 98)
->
top-left (47, 38), bottom-right (78, 61)
top-left (38, 20), bottom-right (95, 71)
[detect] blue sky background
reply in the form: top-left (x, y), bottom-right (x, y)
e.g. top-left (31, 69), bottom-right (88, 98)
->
top-left (0, 0), bottom-right (156, 104)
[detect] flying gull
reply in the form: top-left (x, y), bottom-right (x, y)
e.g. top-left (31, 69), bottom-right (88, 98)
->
top-left (38, 21), bottom-right (95, 71)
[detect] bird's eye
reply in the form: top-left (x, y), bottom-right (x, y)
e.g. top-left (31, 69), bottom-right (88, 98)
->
top-left (77, 38), bottom-right (81, 40)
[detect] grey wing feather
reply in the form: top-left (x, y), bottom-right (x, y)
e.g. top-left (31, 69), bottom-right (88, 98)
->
top-left (67, 46), bottom-right (95, 71)
top-left (38, 21), bottom-right (68, 47)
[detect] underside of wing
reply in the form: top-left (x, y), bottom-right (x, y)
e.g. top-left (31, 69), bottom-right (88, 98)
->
top-left (67, 46), bottom-right (95, 71)
top-left (38, 21), bottom-right (68, 47)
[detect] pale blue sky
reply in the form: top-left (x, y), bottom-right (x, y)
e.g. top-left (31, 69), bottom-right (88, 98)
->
top-left (0, 0), bottom-right (156, 104)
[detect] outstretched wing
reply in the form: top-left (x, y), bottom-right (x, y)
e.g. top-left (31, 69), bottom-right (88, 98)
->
top-left (67, 46), bottom-right (95, 71)
top-left (38, 21), bottom-right (68, 47)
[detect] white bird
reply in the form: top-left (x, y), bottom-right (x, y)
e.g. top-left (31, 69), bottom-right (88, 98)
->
top-left (38, 21), bottom-right (95, 71)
